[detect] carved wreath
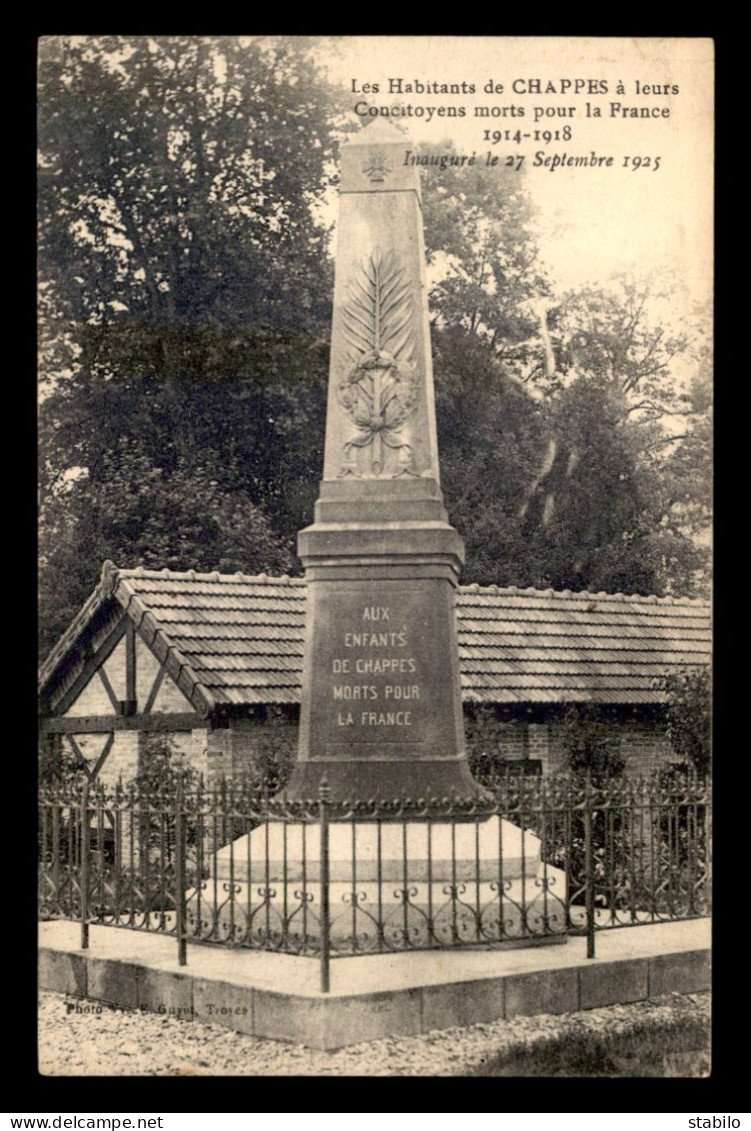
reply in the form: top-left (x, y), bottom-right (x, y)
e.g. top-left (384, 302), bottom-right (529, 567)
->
top-left (337, 249), bottom-right (419, 478)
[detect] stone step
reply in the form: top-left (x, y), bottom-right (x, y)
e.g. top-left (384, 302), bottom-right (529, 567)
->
top-left (210, 816), bottom-right (543, 883)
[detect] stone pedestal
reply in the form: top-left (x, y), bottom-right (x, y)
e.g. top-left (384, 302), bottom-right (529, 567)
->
top-left (285, 543), bottom-right (485, 803)
top-left (186, 818), bottom-right (568, 949)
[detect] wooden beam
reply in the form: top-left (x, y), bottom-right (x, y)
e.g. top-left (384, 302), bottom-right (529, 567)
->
top-left (64, 734), bottom-right (95, 783)
top-left (97, 667), bottom-right (120, 713)
top-left (63, 735), bottom-right (117, 828)
top-left (125, 621), bottom-right (136, 705)
top-left (91, 732), bottom-right (115, 779)
top-left (50, 619), bottom-right (128, 717)
top-left (142, 666), bottom-right (166, 715)
top-left (42, 713), bottom-right (205, 735)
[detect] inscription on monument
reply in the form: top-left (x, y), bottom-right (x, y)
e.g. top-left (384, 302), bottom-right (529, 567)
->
top-left (332, 603), bottom-right (420, 729)
top-left (305, 581), bottom-right (460, 760)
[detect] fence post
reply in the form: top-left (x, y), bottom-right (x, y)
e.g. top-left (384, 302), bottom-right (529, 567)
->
top-left (51, 801), bottom-right (61, 917)
top-left (705, 780), bottom-right (712, 914)
top-left (319, 777), bottom-right (331, 994)
top-left (584, 770), bottom-right (595, 959)
top-left (80, 779), bottom-right (90, 950)
top-left (175, 778), bottom-right (187, 966)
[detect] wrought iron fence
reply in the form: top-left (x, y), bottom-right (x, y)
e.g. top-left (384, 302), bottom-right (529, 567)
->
top-left (38, 772), bottom-right (711, 991)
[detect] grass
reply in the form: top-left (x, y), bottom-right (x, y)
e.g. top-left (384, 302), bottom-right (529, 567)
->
top-left (469, 1014), bottom-right (710, 1077)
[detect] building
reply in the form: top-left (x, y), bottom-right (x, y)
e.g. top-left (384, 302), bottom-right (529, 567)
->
top-left (38, 561), bottom-right (711, 787)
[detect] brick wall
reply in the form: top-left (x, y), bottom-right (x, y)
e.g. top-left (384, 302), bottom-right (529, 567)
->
top-left (546, 723), bottom-right (568, 776)
top-left (529, 722), bottom-right (556, 774)
top-left (616, 722), bottom-right (674, 777)
top-left (98, 732), bottom-right (139, 787)
top-left (496, 721), bottom-right (527, 760)
top-left (168, 729), bottom-right (210, 778)
top-left (59, 730), bottom-right (140, 785)
top-left (205, 727), bottom-right (233, 786)
top-left (546, 715), bottom-right (674, 776)
top-left (57, 706), bottom-right (678, 789)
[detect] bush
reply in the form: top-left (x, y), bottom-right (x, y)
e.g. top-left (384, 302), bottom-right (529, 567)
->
top-left (39, 735), bottom-right (86, 787)
top-left (663, 667), bottom-right (711, 774)
top-left (561, 704), bottom-right (626, 780)
top-left (240, 707), bottom-right (297, 795)
top-left (465, 705), bottom-right (507, 787)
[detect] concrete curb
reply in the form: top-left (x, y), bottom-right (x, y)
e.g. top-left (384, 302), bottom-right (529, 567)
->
top-left (39, 924), bottom-right (710, 1050)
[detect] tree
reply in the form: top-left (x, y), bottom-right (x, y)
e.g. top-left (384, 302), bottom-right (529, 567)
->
top-left (426, 227), bottom-right (711, 595)
top-left (517, 373), bottom-right (710, 595)
top-left (534, 277), bottom-right (712, 595)
top-left (418, 151), bottom-right (560, 588)
top-left (38, 36), bottom-right (344, 655)
top-left (433, 330), bottom-right (552, 588)
top-left (421, 154), bottom-right (552, 382)
top-left (38, 439), bottom-right (297, 655)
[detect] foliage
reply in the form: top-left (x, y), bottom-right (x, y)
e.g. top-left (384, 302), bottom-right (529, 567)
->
top-left (421, 156), bottom-right (551, 379)
top-left (420, 148), bottom-right (710, 598)
top-left (434, 332), bottom-right (552, 588)
top-left (433, 263), bottom-right (711, 597)
top-left (547, 274), bottom-right (693, 404)
top-left (237, 708), bottom-right (297, 795)
top-left (38, 42), bottom-right (711, 665)
top-left (544, 279), bottom-right (712, 596)
top-left (523, 376), bottom-right (709, 594)
top-left (39, 438), bottom-right (296, 655)
top-left (38, 36), bottom-right (339, 356)
top-left (464, 704), bottom-right (508, 785)
top-left (39, 735), bottom-right (86, 787)
top-left (663, 667), bottom-right (711, 774)
top-left (38, 35), bottom-right (341, 655)
top-left (560, 705), bottom-right (626, 779)
top-left (136, 734), bottom-right (202, 794)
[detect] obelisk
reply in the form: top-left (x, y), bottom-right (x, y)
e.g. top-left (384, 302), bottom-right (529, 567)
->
top-left (201, 121), bottom-right (568, 951)
top-left (286, 119), bottom-right (488, 805)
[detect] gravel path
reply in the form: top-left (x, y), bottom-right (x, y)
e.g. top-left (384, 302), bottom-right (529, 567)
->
top-left (38, 990), bottom-right (709, 1076)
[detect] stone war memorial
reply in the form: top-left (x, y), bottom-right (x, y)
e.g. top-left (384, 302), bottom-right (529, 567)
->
top-left (38, 114), bottom-right (711, 1053)
top-left (203, 117), bottom-right (567, 953)
top-left (290, 117), bottom-right (481, 805)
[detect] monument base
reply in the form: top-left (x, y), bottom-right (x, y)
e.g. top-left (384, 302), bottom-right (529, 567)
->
top-left (185, 816), bottom-right (568, 951)
top-left (284, 759), bottom-right (489, 806)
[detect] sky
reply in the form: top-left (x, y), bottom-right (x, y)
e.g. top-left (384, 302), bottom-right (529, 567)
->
top-left (316, 37), bottom-right (714, 305)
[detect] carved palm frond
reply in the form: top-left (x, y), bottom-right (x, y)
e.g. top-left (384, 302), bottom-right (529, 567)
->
top-left (340, 249), bottom-right (415, 363)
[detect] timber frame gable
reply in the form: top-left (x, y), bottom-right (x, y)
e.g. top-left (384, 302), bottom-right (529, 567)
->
top-left (39, 560), bottom-right (216, 733)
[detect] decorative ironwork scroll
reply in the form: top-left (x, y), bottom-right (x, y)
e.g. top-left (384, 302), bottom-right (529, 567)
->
top-left (38, 773), bottom-right (711, 973)
top-left (337, 249), bottom-right (419, 478)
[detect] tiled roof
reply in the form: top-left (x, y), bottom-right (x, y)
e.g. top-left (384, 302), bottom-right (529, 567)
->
top-left (40, 563), bottom-right (711, 714)
top-left (456, 586), bottom-right (710, 704)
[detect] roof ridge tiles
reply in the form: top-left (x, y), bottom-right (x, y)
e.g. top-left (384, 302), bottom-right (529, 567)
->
top-left (108, 564), bottom-right (708, 606)
top-left (114, 565), bottom-right (305, 586)
top-left (457, 582), bottom-right (707, 607)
